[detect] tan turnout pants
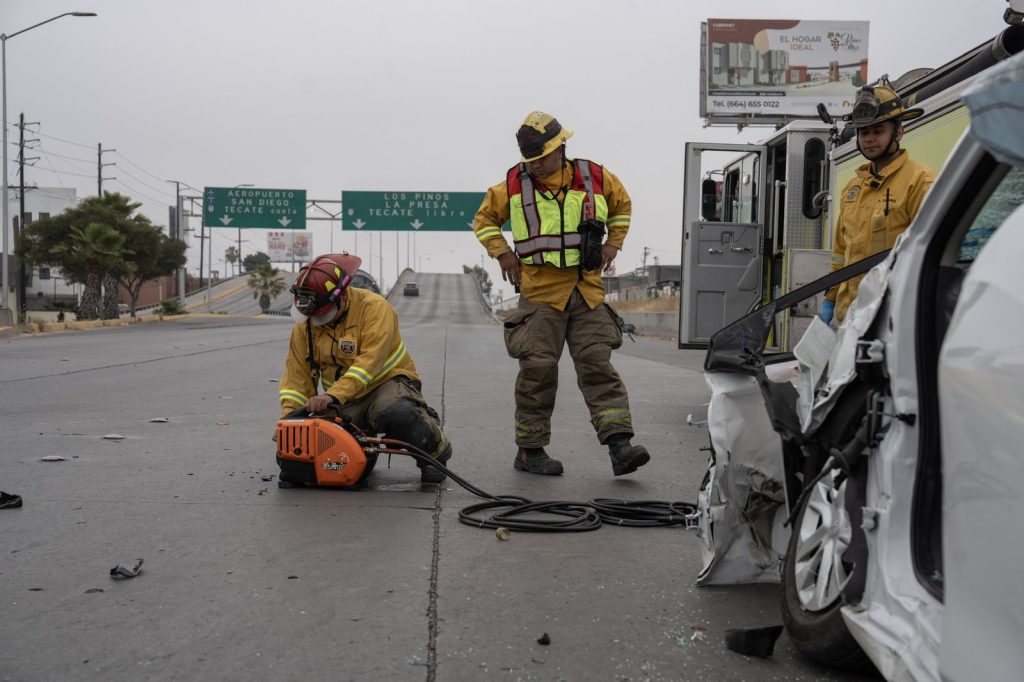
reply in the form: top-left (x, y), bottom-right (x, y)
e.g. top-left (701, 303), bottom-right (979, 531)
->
top-left (502, 289), bottom-right (633, 448)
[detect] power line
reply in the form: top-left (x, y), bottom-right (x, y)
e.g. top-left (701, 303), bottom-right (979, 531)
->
top-left (108, 178), bottom-right (170, 207)
top-left (114, 165), bottom-right (175, 198)
top-left (31, 165), bottom-right (96, 180)
top-left (14, 126), bottom-right (178, 200)
top-left (39, 153), bottom-right (68, 189)
top-left (30, 127), bottom-right (95, 150)
top-left (37, 146), bottom-right (94, 166)
top-left (114, 150), bottom-right (172, 185)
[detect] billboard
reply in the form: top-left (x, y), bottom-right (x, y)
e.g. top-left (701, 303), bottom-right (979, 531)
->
top-left (703, 18), bottom-right (869, 123)
top-left (267, 231), bottom-right (312, 262)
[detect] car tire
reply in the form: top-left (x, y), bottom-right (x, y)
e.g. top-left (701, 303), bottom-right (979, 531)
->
top-left (781, 471), bottom-right (873, 671)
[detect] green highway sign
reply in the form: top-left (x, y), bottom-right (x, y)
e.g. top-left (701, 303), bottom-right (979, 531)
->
top-left (341, 191), bottom-right (484, 231)
top-left (203, 187), bottom-right (307, 229)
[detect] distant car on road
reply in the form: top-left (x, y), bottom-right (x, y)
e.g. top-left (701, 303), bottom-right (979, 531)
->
top-left (403, 282), bottom-right (420, 297)
top-left (350, 269), bottom-right (381, 295)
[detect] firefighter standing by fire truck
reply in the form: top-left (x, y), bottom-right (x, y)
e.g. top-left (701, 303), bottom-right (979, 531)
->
top-left (823, 83), bottom-right (936, 323)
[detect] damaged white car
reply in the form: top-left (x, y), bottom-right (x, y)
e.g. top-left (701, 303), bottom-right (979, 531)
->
top-left (695, 52), bottom-right (1024, 680)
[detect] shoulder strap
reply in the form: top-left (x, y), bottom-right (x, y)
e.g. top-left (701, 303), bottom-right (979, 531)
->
top-left (305, 319), bottom-right (321, 386)
top-left (574, 159), bottom-right (597, 221)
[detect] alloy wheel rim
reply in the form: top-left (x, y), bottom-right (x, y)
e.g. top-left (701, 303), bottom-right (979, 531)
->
top-left (793, 473), bottom-right (853, 611)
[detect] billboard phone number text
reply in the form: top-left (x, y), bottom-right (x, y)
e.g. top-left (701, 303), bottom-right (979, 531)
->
top-left (709, 97), bottom-right (782, 113)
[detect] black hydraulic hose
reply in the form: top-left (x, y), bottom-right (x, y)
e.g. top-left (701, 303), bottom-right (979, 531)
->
top-left (371, 438), bottom-right (698, 533)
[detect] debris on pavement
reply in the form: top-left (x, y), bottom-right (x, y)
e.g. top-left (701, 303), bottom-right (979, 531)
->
top-left (85, 588), bottom-right (105, 594)
top-left (724, 624), bottom-right (784, 658)
top-left (495, 527), bottom-right (511, 541)
top-left (261, 474), bottom-right (274, 482)
top-left (109, 558), bottom-right (144, 579)
top-left (0, 491), bottom-right (23, 509)
top-left (148, 417), bottom-right (169, 423)
top-left (102, 434), bottom-right (125, 440)
top-left (40, 455), bottom-right (66, 462)
top-left (536, 633), bottom-right (551, 646)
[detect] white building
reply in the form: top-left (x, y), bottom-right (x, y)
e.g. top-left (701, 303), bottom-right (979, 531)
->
top-left (3, 187), bottom-right (81, 309)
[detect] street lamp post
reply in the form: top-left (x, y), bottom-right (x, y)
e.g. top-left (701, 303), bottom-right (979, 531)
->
top-left (233, 184), bottom-right (253, 274)
top-left (1, 11), bottom-right (96, 312)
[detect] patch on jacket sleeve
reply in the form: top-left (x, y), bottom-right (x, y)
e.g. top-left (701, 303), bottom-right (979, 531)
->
top-left (338, 339), bottom-right (357, 356)
top-left (845, 186), bottom-right (861, 202)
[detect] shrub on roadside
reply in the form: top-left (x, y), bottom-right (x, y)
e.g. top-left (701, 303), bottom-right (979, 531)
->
top-left (159, 299), bottom-right (188, 316)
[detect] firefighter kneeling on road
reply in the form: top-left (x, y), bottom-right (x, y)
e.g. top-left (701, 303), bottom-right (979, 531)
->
top-left (277, 253), bottom-right (452, 485)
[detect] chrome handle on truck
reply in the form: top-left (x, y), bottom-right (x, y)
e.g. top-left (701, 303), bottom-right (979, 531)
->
top-left (731, 246), bottom-right (751, 253)
top-left (708, 248), bottom-right (723, 255)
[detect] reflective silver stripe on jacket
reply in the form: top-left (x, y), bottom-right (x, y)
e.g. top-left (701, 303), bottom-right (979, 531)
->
top-left (516, 165), bottom-right (545, 265)
top-left (514, 233), bottom-right (582, 257)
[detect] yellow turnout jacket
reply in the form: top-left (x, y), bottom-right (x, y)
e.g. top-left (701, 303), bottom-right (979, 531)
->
top-left (473, 159), bottom-right (632, 311)
top-left (826, 151), bottom-right (934, 321)
top-left (278, 287), bottom-right (418, 415)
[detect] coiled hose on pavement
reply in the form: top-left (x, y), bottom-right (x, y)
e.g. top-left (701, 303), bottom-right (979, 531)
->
top-left (371, 437), bottom-right (698, 533)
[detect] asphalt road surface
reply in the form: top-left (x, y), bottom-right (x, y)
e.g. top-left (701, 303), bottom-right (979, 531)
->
top-left (0, 273), bottom-right (879, 681)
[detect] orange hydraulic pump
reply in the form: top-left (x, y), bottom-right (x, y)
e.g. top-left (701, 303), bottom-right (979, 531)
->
top-left (275, 414), bottom-right (379, 487)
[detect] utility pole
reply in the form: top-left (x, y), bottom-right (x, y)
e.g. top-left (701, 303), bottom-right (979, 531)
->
top-left (15, 113), bottom-right (38, 323)
top-left (167, 180), bottom-right (187, 303)
top-left (231, 184), bottom-right (253, 276)
top-left (642, 246), bottom-right (650, 280)
top-left (97, 143), bottom-right (115, 195)
top-left (198, 219), bottom-right (205, 291)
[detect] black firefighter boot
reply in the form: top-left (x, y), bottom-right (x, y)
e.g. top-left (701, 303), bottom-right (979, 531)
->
top-left (607, 434), bottom-right (650, 476)
top-left (419, 442), bottom-right (452, 484)
top-left (513, 447), bottom-right (564, 475)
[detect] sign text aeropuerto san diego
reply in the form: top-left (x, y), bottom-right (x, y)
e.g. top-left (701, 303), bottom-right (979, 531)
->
top-left (203, 187), bottom-right (307, 229)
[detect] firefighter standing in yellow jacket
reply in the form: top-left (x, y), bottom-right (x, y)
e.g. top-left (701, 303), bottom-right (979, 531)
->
top-left (473, 112), bottom-right (650, 477)
top-left (277, 253), bottom-right (451, 485)
top-left (823, 83), bottom-right (935, 323)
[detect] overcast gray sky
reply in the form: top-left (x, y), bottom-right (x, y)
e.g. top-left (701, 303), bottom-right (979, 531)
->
top-left (3, 0), bottom-right (1009, 296)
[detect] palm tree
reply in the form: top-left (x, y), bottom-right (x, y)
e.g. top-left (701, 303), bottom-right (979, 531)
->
top-left (247, 263), bottom-right (285, 312)
top-left (52, 223), bottom-right (126, 320)
top-left (225, 246), bottom-right (239, 277)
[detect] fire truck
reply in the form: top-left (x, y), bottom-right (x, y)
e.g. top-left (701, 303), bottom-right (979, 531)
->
top-left (679, 20), bottom-right (1024, 350)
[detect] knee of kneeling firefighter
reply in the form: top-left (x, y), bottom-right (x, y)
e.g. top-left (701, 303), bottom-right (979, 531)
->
top-left (373, 399), bottom-right (438, 450)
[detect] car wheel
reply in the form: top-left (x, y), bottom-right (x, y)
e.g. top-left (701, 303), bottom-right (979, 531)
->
top-left (782, 470), bottom-right (872, 671)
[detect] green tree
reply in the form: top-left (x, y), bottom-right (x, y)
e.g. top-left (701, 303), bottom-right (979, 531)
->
top-left (118, 220), bottom-right (187, 317)
top-left (463, 264), bottom-right (493, 298)
top-left (247, 262), bottom-right (285, 312)
top-left (17, 192), bottom-right (169, 320)
top-left (242, 251), bottom-right (271, 273)
top-left (51, 223), bottom-right (127, 320)
top-left (224, 246), bottom-right (239, 276)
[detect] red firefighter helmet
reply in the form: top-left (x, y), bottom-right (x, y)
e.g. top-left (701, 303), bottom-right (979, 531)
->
top-left (291, 253), bottom-right (363, 317)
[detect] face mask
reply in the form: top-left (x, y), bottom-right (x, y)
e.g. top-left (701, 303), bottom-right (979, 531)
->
top-left (290, 303), bottom-right (338, 327)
